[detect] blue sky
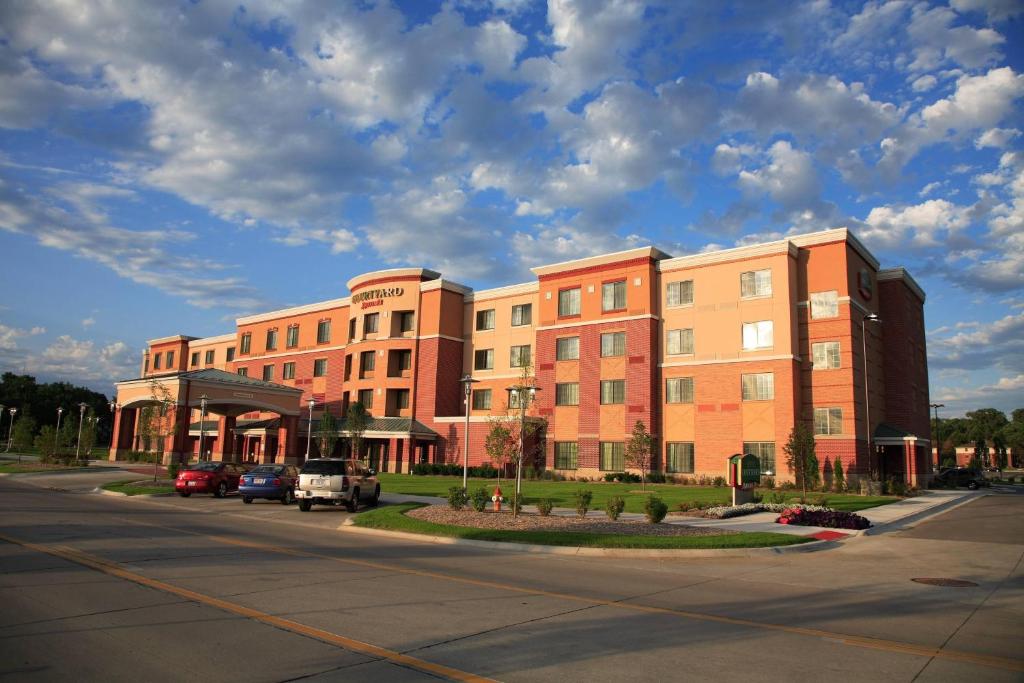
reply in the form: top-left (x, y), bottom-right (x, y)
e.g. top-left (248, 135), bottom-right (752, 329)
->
top-left (0, 0), bottom-right (1021, 416)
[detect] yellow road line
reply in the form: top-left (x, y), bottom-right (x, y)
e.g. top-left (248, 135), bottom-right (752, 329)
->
top-left (0, 533), bottom-right (495, 683)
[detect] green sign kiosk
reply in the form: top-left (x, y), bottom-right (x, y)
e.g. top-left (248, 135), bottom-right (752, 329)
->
top-left (727, 453), bottom-right (761, 505)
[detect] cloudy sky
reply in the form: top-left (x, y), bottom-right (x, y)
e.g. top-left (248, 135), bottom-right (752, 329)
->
top-left (0, 0), bottom-right (1021, 415)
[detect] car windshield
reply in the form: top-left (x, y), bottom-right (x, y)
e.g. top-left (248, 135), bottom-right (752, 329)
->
top-left (250, 465), bottom-right (285, 475)
top-left (189, 462), bottom-right (222, 472)
top-left (301, 460), bottom-right (347, 476)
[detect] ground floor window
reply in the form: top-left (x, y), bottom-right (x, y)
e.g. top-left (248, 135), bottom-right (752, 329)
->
top-left (554, 442), bottom-right (578, 469)
top-left (813, 407), bottom-right (843, 435)
top-left (666, 442), bottom-right (694, 473)
top-left (599, 441), bottom-right (624, 471)
top-left (743, 441), bottom-right (775, 476)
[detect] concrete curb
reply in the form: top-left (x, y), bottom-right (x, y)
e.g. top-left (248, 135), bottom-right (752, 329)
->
top-left (861, 491), bottom-right (984, 536)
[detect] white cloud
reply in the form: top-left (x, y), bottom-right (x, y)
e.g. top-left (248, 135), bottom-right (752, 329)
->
top-left (81, 317), bottom-right (95, 328)
top-left (976, 127), bottom-right (1021, 149)
top-left (860, 198), bottom-right (971, 248)
top-left (950, 0), bottom-right (1024, 22)
top-left (911, 75), bottom-right (938, 92)
top-left (907, 4), bottom-right (1006, 72)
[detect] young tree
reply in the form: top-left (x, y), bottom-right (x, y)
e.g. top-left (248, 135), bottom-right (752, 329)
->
top-left (784, 422), bottom-right (819, 501)
top-left (317, 409), bottom-right (339, 459)
top-left (136, 380), bottom-right (176, 481)
top-left (78, 410), bottom-right (98, 460)
top-left (832, 456), bottom-right (845, 492)
top-left (625, 420), bottom-right (654, 491)
top-left (35, 425), bottom-right (58, 459)
top-left (344, 402), bottom-right (371, 462)
top-left (11, 414), bottom-right (37, 453)
top-left (484, 417), bottom-right (517, 485)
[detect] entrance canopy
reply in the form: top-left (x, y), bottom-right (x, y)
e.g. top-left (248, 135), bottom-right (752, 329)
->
top-left (115, 368), bottom-right (304, 416)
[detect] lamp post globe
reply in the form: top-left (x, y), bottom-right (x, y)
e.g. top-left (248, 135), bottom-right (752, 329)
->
top-left (6, 407), bottom-right (17, 454)
top-left (305, 398), bottom-right (315, 461)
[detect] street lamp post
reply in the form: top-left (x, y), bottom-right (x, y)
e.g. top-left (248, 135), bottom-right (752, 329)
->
top-left (109, 401), bottom-right (117, 454)
top-left (305, 397), bottom-right (315, 461)
top-left (0, 405), bottom-right (5, 455)
top-left (460, 374), bottom-right (478, 491)
top-left (861, 312), bottom-right (882, 480)
top-left (930, 403), bottom-right (945, 471)
top-left (506, 383), bottom-right (540, 518)
top-left (56, 407), bottom-right (64, 459)
top-left (198, 395), bottom-right (209, 462)
top-left (6, 407), bottom-right (17, 455)
top-left (75, 402), bottom-right (88, 461)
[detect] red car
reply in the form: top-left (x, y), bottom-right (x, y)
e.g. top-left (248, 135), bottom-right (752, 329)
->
top-left (176, 461), bottom-right (247, 497)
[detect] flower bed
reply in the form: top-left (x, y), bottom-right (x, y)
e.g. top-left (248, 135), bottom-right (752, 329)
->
top-left (703, 502), bottom-right (832, 519)
top-left (776, 507), bottom-right (872, 530)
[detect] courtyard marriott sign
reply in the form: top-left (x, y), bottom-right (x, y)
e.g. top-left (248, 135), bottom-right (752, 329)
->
top-left (353, 287), bottom-right (404, 309)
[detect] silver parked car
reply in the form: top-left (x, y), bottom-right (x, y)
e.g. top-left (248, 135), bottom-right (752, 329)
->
top-left (295, 458), bottom-right (380, 512)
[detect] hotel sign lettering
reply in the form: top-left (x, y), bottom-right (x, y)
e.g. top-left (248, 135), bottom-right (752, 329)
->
top-left (353, 287), bottom-right (404, 309)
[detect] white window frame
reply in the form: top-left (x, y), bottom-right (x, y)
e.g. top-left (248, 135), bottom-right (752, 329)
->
top-left (602, 280), bottom-right (626, 311)
top-left (813, 407), bottom-right (843, 435)
top-left (666, 280), bottom-right (694, 307)
top-left (511, 303), bottom-right (532, 327)
top-left (666, 377), bottom-right (694, 404)
top-left (742, 321), bottom-right (774, 350)
top-left (510, 345), bottom-right (531, 368)
top-left (555, 383), bottom-right (579, 406)
top-left (666, 442), bottom-right (695, 473)
top-left (556, 336), bottom-right (579, 361)
top-left (558, 288), bottom-right (581, 317)
top-left (812, 341), bottom-right (841, 370)
top-left (740, 269), bottom-right (772, 298)
top-left (741, 373), bottom-right (775, 401)
top-left (600, 380), bottom-right (625, 405)
top-left (600, 331), bottom-right (625, 357)
top-left (810, 291), bottom-right (839, 319)
top-left (667, 328), bottom-right (694, 355)
top-left (476, 309), bottom-right (495, 331)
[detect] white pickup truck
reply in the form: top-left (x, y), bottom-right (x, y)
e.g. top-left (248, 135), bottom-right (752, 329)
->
top-left (295, 458), bottom-right (380, 512)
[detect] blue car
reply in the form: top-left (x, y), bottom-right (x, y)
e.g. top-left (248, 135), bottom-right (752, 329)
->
top-left (239, 465), bottom-right (299, 504)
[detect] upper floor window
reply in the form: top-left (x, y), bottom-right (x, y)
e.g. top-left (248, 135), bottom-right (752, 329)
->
top-left (666, 328), bottom-right (694, 355)
top-left (742, 321), bottom-right (774, 350)
top-left (394, 389), bottom-right (410, 410)
top-left (474, 349), bottom-right (494, 371)
top-left (510, 345), bottom-right (531, 368)
top-left (666, 280), bottom-right (694, 307)
top-left (364, 313), bottom-right (379, 335)
top-left (237, 367), bottom-right (248, 377)
top-left (556, 336), bottom-right (579, 361)
top-left (358, 389), bottom-right (373, 409)
top-left (511, 303), bottom-right (532, 327)
top-left (360, 350), bottom-right (376, 373)
top-left (205, 349), bottom-right (215, 365)
top-left (262, 364), bottom-right (273, 381)
top-left (316, 320), bottom-right (331, 344)
top-left (600, 379), bottom-right (625, 405)
top-left (398, 311), bottom-right (415, 333)
top-left (226, 347), bottom-right (235, 362)
top-left (472, 389), bottom-right (492, 410)
top-left (282, 362), bottom-right (296, 380)
top-left (666, 377), bottom-right (694, 404)
top-left (814, 407), bottom-right (843, 435)
top-left (240, 333), bottom-right (251, 354)
top-left (165, 351), bottom-right (175, 367)
top-left (740, 269), bottom-right (772, 298)
top-left (810, 291), bottom-right (839, 319)
top-left (812, 341), bottom-right (841, 370)
top-left (600, 331), bottom-right (625, 357)
top-left (153, 352), bottom-right (162, 370)
top-left (602, 280), bottom-right (626, 312)
top-left (555, 383), bottom-right (580, 406)
top-left (266, 329), bottom-right (278, 351)
top-left (313, 358), bottom-right (328, 377)
top-left (191, 352), bottom-right (200, 367)
top-left (476, 309), bottom-right (495, 331)
top-left (741, 373), bottom-right (775, 401)
top-left (558, 287), bottom-right (581, 317)
top-left (286, 324), bottom-right (299, 348)
top-left (348, 318), bottom-right (357, 341)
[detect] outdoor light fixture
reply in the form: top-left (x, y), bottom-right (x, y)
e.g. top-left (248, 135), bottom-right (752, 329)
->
top-left (198, 394), bottom-right (209, 462)
top-left (460, 374), bottom-right (478, 491)
top-left (505, 383), bottom-right (540, 518)
top-left (862, 312), bottom-right (882, 478)
top-left (305, 397), bottom-right (316, 460)
top-left (75, 402), bottom-right (88, 461)
top-left (5, 407), bottom-right (16, 455)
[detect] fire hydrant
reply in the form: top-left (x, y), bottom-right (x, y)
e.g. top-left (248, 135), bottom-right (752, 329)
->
top-left (491, 486), bottom-right (503, 512)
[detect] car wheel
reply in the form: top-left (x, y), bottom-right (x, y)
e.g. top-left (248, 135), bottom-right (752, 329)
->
top-left (179, 492), bottom-right (191, 498)
top-left (347, 489), bottom-right (359, 512)
top-left (215, 481), bottom-right (228, 498)
top-left (243, 496), bottom-right (253, 504)
top-left (368, 485), bottom-right (380, 507)
top-left (298, 499), bottom-right (311, 512)
top-left (281, 489), bottom-right (294, 505)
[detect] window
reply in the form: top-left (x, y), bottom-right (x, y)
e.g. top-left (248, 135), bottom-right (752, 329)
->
top-left (741, 373), bottom-right (775, 400)
top-left (287, 325), bottom-right (299, 348)
top-left (666, 377), bottom-right (694, 403)
top-left (666, 443), bottom-right (695, 473)
top-left (226, 347), bottom-right (235, 362)
top-left (556, 336), bottom-right (579, 360)
top-left (602, 280), bottom-right (626, 311)
top-left (599, 442), bottom-right (624, 471)
top-left (191, 352), bottom-right (199, 367)
top-left (814, 407), bottom-right (843, 435)
top-left (666, 328), bottom-right (694, 355)
top-left (472, 389), bottom-right (492, 410)
top-left (812, 341), bottom-right (841, 370)
top-left (364, 313), bottom-right (379, 334)
top-left (153, 352), bottom-right (162, 370)
top-left (205, 349), bottom-right (214, 365)
top-left (344, 354), bottom-right (352, 381)
top-left (317, 320), bottom-right (331, 344)
top-left (667, 280), bottom-right (694, 307)
top-left (266, 329), bottom-right (278, 351)
top-left (165, 351), bottom-right (174, 367)
top-left (396, 349), bottom-right (412, 371)
top-left (237, 367), bottom-right (248, 377)
top-left (555, 442), bottom-right (578, 469)
top-left (474, 349), bottom-right (494, 370)
top-left (395, 389), bottom-right (410, 410)
top-left (810, 291), bottom-right (839, 319)
top-left (511, 303), bottom-right (532, 326)
top-left (555, 383), bottom-right (579, 406)
top-left (240, 333), bottom-right (251, 354)
top-left (358, 389), bottom-right (373, 409)
top-left (348, 318), bottom-right (356, 341)
top-left (144, 357), bottom-right (149, 373)
top-left (743, 442), bottom-right (775, 476)
top-left (360, 350), bottom-right (376, 372)
top-left (313, 358), bottom-right (327, 377)
top-left (558, 287), bottom-right (581, 317)
top-left (399, 311), bottom-right (415, 333)
top-left (600, 379), bottom-right (625, 404)
top-left (740, 269), bottom-right (772, 297)
top-left (601, 332), bottom-right (625, 357)
top-left (742, 321), bottom-right (774, 350)
top-left (476, 309), bottom-right (495, 331)
top-left (282, 362), bottom-right (296, 380)
top-left (510, 345), bottom-right (531, 368)
top-left (262, 364), bottom-right (273, 381)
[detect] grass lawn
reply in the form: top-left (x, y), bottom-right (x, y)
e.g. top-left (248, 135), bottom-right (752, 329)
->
top-left (376, 474), bottom-right (898, 514)
top-left (102, 479), bottom-right (176, 496)
top-left (353, 503), bottom-right (811, 549)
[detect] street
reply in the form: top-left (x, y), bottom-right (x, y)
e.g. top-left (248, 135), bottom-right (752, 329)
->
top-left (0, 470), bottom-right (1021, 682)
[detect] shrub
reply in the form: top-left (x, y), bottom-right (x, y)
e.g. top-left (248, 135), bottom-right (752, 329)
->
top-left (470, 487), bottom-right (489, 512)
top-left (647, 472), bottom-right (666, 484)
top-left (776, 507), bottom-right (871, 530)
top-left (574, 489), bottom-right (593, 517)
top-left (508, 493), bottom-right (523, 514)
top-left (167, 461), bottom-right (180, 480)
top-left (760, 476), bottom-right (775, 489)
top-left (536, 498), bottom-right (554, 516)
top-left (447, 486), bottom-right (469, 510)
top-left (886, 477), bottom-right (908, 497)
top-left (712, 476), bottom-right (726, 487)
top-left (644, 496), bottom-right (668, 523)
top-left (605, 496), bottom-right (625, 520)
top-left (832, 458), bottom-right (846, 492)
top-left (697, 475), bottom-right (713, 486)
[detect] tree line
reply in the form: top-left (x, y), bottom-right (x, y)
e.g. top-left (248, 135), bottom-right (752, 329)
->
top-left (0, 373), bottom-right (113, 455)
top-left (934, 407), bottom-right (1024, 469)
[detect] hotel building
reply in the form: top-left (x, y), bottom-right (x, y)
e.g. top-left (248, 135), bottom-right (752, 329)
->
top-left (109, 228), bottom-right (932, 485)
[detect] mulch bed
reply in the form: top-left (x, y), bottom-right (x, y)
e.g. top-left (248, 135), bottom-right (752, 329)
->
top-left (406, 504), bottom-right (737, 537)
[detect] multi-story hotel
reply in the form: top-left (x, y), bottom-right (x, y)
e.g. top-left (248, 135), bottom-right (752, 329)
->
top-left (109, 228), bottom-right (932, 485)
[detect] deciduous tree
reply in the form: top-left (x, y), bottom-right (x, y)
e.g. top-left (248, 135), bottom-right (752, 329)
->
top-left (625, 420), bottom-right (653, 491)
top-left (784, 422), bottom-right (819, 501)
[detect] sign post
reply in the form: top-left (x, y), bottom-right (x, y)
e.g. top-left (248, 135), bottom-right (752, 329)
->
top-left (727, 453), bottom-right (761, 505)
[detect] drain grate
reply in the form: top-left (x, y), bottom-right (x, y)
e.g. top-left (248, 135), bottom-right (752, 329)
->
top-left (912, 577), bottom-right (979, 588)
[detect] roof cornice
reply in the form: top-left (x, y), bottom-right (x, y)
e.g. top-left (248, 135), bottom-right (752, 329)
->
top-left (878, 267), bottom-right (927, 302)
top-left (531, 246), bottom-right (670, 278)
top-left (236, 298), bottom-right (350, 326)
